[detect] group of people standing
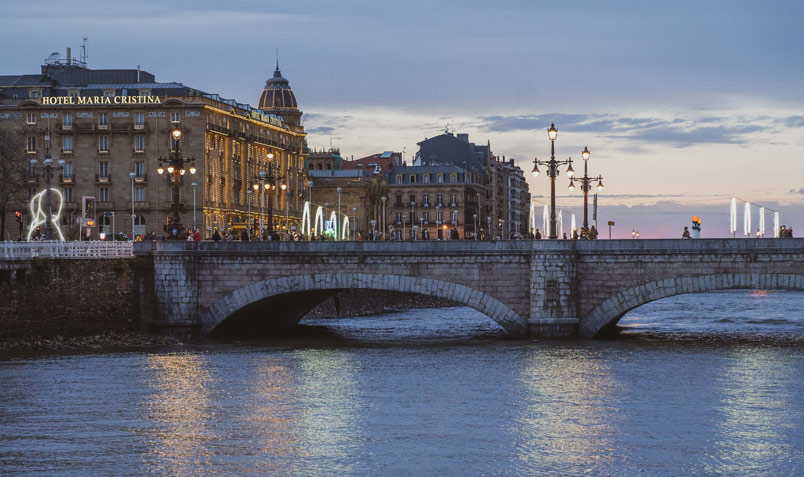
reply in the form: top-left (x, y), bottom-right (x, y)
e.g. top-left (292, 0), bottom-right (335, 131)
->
top-left (532, 226), bottom-right (599, 240)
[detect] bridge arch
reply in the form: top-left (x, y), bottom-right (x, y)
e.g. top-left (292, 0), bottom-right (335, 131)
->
top-left (200, 273), bottom-right (528, 337)
top-left (579, 273), bottom-right (804, 338)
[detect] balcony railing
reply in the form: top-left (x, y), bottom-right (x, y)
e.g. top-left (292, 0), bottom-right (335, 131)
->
top-left (96, 174), bottom-right (110, 183)
top-left (0, 241), bottom-right (133, 259)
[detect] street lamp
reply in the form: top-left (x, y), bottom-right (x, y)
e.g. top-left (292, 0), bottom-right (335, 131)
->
top-left (419, 217), bottom-right (423, 240)
top-left (632, 229), bottom-right (640, 240)
top-left (381, 196), bottom-right (387, 237)
top-left (307, 179), bottom-right (313, 204)
top-left (473, 213), bottom-right (478, 240)
top-left (337, 187), bottom-right (343, 241)
top-left (157, 127), bottom-right (196, 239)
top-left (402, 214), bottom-right (406, 240)
top-left (29, 133), bottom-right (65, 240)
top-left (246, 189), bottom-right (252, 236)
top-left (410, 200), bottom-right (416, 239)
top-left (252, 156), bottom-right (286, 239)
top-left (352, 206), bottom-right (358, 239)
top-left (129, 172), bottom-right (136, 240)
top-left (191, 181), bottom-right (198, 232)
top-left (532, 123), bottom-right (574, 239)
top-left (286, 189), bottom-right (291, 237)
top-left (568, 146), bottom-right (604, 232)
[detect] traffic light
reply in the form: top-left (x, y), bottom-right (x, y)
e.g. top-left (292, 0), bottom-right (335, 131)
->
top-left (15, 210), bottom-right (21, 225)
top-left (99, 224), bottom-right (104, 233)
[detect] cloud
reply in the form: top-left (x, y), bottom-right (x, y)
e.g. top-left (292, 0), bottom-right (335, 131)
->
top-left (790, 188), bottom-right (804, 195)
top-left (624, 124), bottom-right (763, 147)
top-left (784, 115), bottom-right (804, 128)
top-left (306, 126), bottom-right (335, 134)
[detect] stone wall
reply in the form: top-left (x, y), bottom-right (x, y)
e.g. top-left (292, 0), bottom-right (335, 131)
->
top-left (305, 289), bottom-right (457, 319)
top-left (0, 258), bottom-right (141, 339)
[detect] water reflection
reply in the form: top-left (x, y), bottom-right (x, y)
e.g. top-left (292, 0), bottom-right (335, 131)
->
top-left (516, 347), bottom-right (618, 473)
top-left (141, 353), bottom-right (214, 475)
top-left (708, 349), bottom-right (800, 474)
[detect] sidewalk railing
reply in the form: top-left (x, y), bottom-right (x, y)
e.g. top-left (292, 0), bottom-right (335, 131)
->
top-left (0, 241), bottom-right (134, 259)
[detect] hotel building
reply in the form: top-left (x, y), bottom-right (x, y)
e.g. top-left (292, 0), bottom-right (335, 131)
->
top-left (0, 51), bottom-right (306, 239)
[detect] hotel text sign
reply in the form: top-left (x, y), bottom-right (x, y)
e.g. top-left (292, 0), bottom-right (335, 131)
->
top-left (40, 96), bottom-right (162, 106)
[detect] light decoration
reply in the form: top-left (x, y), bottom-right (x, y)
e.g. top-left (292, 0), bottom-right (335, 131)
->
top-left (729, 197), bottom-right (737, 237)
top-left (744, 202), bottom-right (751, 237)
top-left (301, 201), bottom-right (311, 236)
top-left (542, 205), bottom-right (549, 235)
top-left (557, 210), bottom-right (564, 238)
top-left (571, 213), bottom-right (576, 236)
top-left (774, 212), bottom-right (780, 238)
top-left (27, 188), bottom-right (66, 241)
top-left (759, 207), bottom-right (765, 237)
top-left (313, 205), bottom-right (325, 236)
top-left (341, 216), bottom-right (350, 241)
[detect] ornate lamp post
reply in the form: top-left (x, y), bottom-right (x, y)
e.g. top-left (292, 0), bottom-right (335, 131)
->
top-left (337, 187), bottom-right (343, 241)
top-left (130, 172), bottom-right (137, 239)
top-left (252, 159), bottom-right (286, 239)
top-left (568, 146), bottom-right (604, 230)
top-left (532, 123), bottom-right (574, 239)
top-left (157, 127), bottom-right (196, 239)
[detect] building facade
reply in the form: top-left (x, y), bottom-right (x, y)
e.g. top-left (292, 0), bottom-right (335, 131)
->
top-left (0, 53), bottom-right (306, 239)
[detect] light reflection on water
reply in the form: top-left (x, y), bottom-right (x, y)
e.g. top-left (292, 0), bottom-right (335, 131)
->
top-left (1, 292), bottom-right (804, 474)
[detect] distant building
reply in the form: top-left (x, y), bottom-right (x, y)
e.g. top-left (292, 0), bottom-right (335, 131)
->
top-left (0, 50), bottom-right (307, 239)
top-left (340, 151), bottom-right (400, 173)
top-left (308, 168), bottom-right (387, 239)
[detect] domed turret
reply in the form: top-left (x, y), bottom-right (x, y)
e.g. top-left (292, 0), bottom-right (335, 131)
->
top-left (258, 61), bottom-right (302, 127)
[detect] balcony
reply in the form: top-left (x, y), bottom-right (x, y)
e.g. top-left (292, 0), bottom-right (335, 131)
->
top-left (134, 174), bottom-right (147, 183)
top-left (96, 174), bottom-right (110, 183)
top-left (60, 174), bottom-right (74, 184)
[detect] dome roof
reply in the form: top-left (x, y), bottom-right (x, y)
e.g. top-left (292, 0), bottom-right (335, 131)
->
top-left (258, 63), bottom-right (298, 111)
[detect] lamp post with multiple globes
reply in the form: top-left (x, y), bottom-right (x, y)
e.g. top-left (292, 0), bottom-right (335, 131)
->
top-left (532, 123), bottom-right (574, 239)
top-left (568, 146), bottom-right (604, 230)
top-left (252, 157), bottom-right (286, 240)
top-left (157, 127), bottom-right (196, 239)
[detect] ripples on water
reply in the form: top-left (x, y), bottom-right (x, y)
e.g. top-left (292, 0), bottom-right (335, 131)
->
top-left (1, 292), bottom-right (804, 475)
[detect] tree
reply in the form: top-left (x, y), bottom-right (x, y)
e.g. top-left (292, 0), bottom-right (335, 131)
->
top-left (0, 127), bottom-right (28, 241)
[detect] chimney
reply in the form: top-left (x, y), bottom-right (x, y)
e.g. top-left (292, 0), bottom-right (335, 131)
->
top-left (66, 47), bottom-right (71, 63)
top-left (457, 133), bottom-right (469, 142)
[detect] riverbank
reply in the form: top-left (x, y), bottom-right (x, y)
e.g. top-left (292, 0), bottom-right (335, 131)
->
top-left (0, 330), bottom-right (183, 353)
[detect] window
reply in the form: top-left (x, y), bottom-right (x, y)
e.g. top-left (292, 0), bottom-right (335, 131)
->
top-left (437, 194), bottom-right (443, 206)
top-left (437, 174), bottom-right (443, 183)
top-left (170, 137), bottom-right (178, 151)
top-left (99, 136), bottom-right (109, 152)
top-left (409, 194), bottom-right (416, 206)
top-left (99, 187), bottom-right (109, 202)
top-left (135, 187), bottom-right (145, 202)
top-left (26, 113), bottom-right (35, 125)
top-left (63, 162), bottom-right (73, 177)
top-left (423, 194), bottom-right (430, 206)
top-left (451, 173), bottom-right (457, 183)
top-left (134, 216), bottom-right (145, 226)
top-left (409, 174), bottom-right (417, 184)
top-left (395, 195), bottom-right (402, 207)
top-left (396, 213), bottom-right (402, 224)
top-left (68, 91), bottom-right (79, 98)
top-left (30, 90), bottom-right (42, 98)
top-left (437, 210), bottom-right (443, 223)
top-left (423, 174), bottom-right (430, 184)
top-left (134, 161), bottom-right (145, 177)
top-left (63, 187), bottom-right (73, 203)
top-left (395, 174), bottom-right (402, 184)
top-left (98, 113), bottom-right (108, 128)
top-left (450, 194), bottom-right (456, 206)
top-left (63, 113), bottom-right (72, 129)
top-left (140, 90), bottom-right (151, 97)
top-left (135, 113), bottom-right (145, 129)
top-left (62, 136), bottom-right (73, 152)
top-left (103, 90), bottom-right (115, 98)
top-left (423, 212), bottom-right (429, 223)
top-left (170, 112), bottom-right (180, 123)
top-left (26, 136), bottom-right (36, 153)
top-left (98, 161), bottom-right (109, 178)
top-left (134, 135), bottom-right (145, 152)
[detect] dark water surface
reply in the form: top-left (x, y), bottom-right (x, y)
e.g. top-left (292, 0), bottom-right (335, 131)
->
top-left (2, 291), bottom-right (804, 475)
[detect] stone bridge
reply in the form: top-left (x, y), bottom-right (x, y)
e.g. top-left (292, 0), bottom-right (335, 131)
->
top-left (133, 239), bottom-right (804, 338)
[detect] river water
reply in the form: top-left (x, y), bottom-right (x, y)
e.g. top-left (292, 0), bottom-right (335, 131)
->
top-left (2, 291), bottom-right (804, 475)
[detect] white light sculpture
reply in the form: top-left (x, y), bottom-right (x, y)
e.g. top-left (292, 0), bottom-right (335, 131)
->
top-left (744, 202), bottom-right (751, 236)
top-left (27, 188), bottom-right (66, 241)
top-left (729, 197), bottom-right (737, 237)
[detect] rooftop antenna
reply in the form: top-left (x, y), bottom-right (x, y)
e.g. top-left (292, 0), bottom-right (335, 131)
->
top-left (80, 37), bottom-right (88, 65)
top-left (276, 48), bottom-right (279, 71)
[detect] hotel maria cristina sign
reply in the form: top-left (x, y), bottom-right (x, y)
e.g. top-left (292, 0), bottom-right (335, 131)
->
top-left (39, 95), bottom-right (162, 106)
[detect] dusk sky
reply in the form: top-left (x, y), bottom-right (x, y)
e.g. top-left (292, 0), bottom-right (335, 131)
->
top-left (3, 1), bottom-right (802, 238)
